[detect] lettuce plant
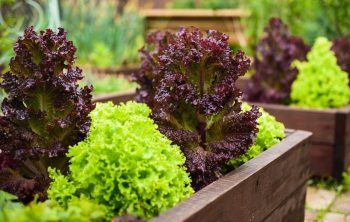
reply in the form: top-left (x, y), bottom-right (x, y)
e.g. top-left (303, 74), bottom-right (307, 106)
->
top-left (332, 37), bottom-right (350, 84)
top-left (291, 37), bottom-right (350, 108)
top-left (48, 102), bottom-right (193, 220)
top-left (133, 27), bottom-right (261, 190)
top-left (228, 103), bottom-right (285, 168)
top-left (245, 17), bottom-right (310, 104)
top-left (0, 191), bottom-right (106, 222)
top-left (132, 31), bottom-right (175, 104)
top-left (0, 27), bottom-right (94, 203)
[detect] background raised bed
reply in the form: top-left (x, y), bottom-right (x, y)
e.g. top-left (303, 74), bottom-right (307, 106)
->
top-left (251, 103), bottom-right (350, 179)
top-left (141, 9), bottom-right (248, 46)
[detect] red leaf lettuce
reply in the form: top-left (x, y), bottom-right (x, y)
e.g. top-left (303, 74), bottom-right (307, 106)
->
top-left (332, 37), bottom-right (350, 85)
top-left (0, 27), bottom-right (94, 203)
top-left (133, 27), bottom-right (260, 190)
top-left (245, 17), bottom-right (310, 104)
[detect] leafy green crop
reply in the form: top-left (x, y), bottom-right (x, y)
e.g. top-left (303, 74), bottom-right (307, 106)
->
top-left (0, 191), bottom-right (106, 222)
top-left (291, 37), bottom-right (350, 108)
top-left (228, 103), bottom-right (285, 168)
top-left (48, 102), bottom-right (194, 220)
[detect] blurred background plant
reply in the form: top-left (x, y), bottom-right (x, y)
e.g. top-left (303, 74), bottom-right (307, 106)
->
top-left (169, 0), bottom-right (350, 54)
top-left (1, 0), bottom-right (350, 101)
top-left (0, 0), bottom-right (143, 69)
top-left (0, 0), bottom-right (141, 103)
top-left (82, 73), bottom-right (137, 95)
top-left (61, 0), bottom-right (143, 68)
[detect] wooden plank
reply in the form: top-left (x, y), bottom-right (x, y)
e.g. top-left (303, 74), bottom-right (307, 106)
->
top-left (141, 9), bottom-right (249, 18)
top-left (264, 184), bottom-right (306, 222)
top-left (254, 103), bottom-right (337, 144)
top-left (147, 18), bottom-right (242, 31)
top-left (81, 65), bottom-right (138, 76)
top-left (333, 107), bottom-right (350, 178)
top-left (345, 143), bottom-right (350, 173)
top-left (344, 105), bottom-right (350, 172)
top-left (151, 130), bottom-right (311, 222)
top-left (92, 90), bottom-right (135, 104)
top-left (137, 0), bottom-right (172, 9)
top-left (341, 105), bottom-right (350, 145)
top-left (309, 143), bottom-right (334, 177)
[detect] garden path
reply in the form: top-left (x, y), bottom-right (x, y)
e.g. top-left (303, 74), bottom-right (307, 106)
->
top-left (305, 187), bottom-right (350, 222)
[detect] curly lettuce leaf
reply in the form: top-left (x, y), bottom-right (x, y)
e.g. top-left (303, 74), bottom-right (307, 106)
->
top-left (0, 27), bottom-right (94, 203)
top-left (291, 37), bottom-right (350, 108)
top-left (134, 27), bottom-right (260, 190)
top-left (48, 102), bottom-right (193, 220)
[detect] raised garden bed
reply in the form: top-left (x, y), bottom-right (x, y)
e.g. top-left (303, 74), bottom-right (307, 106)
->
top-left (152, 130), bottom-right (311, 222)
top-left (141, 9), bottom-right (248, 45)
top-left (92, 89), bottom-right (136, 104)
top-left (93, 92), bottom-right (312, 222)
top-left (80, 64), bottom-right (138, 76)
top-left (250, 103), bottom-right (350, 179)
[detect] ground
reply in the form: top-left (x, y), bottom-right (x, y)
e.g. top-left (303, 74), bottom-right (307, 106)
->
top-left (305, 187), bottom-right (350, 222)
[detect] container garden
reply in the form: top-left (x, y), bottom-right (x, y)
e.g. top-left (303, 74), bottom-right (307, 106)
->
top-left (141, 9), bottom-right (248, 46)
top-left (93, 89), bottom-right (313, 222)
top-left (151, 130), bottom-right (311, 222)
top-left (248, 103), bottom-right (350, 179)
top-left (243, 18), bottom-right (350, 179)
top-left (93, 93), bottom-right (312, 222)
top-left (1, 26), bottom-right (312, 222)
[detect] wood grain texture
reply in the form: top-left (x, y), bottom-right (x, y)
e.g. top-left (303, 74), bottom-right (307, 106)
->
top-left (263, 184), bottom-right (307, 222)
top-left (92, 90), bottom-right (135, 104)
top-left (151, 130), bottom-right (311, 222)
top-left (309, 143), bottom-right (334, 177)
top-left (253, 103), bottom-right (337, 144)
top-left (141, 9), bottom-right (248, 17)
top-left (81, 65), bottom-right (138, 76)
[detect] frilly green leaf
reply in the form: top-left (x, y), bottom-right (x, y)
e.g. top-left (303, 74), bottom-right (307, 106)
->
top-left (48, 102), bottom-right (194, 220)
top-left (228, 103), bottom-right (285, 168)
top-left (291, 37), bottom-right (350, 108)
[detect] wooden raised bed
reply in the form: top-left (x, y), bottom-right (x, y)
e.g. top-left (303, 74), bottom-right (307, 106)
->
top-left (251, 103), bottom-right (350, 179)
top-left (152, 130), bottom-right (311, 222)
top-left (81, 65), bottom-right (138, 77)
top-left (92, 89), bottom-right (135, 104)
top-left (94, 92), bottom-right (312, 222)
top-left (141, 9), bottom-right (248, 45)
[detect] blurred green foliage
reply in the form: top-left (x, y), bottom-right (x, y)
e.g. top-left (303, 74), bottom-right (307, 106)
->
top-left (171, 0), bottom-right (238, 9)
top-left (170, 0), bottom-right (350, 54)
top-left (82, 73), bottom-right (137, 95)
top-left (61, 0), bottom-right (144, 67)
top-left (0, 0), bottom-right (143, 69)
top-left (308, 167), bottom-right (350, 194)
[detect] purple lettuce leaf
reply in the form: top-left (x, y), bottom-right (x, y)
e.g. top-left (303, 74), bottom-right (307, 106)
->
top-left (332, 37), bottom-right (350, 85)
top-left (244, 17), bottom-right (310, 104)
top-left (0, 27), bottom-right (94, 203)
top-left (134, 27), bottom-right (260, 190)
